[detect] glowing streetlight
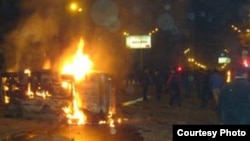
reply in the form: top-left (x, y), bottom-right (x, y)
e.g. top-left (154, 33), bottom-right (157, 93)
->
top-left (123, 32), bottom-right (129, 36)
top-left (70, 2), bottom-right (78, 11)
top-left (69, 2), bottom-right (82, 13)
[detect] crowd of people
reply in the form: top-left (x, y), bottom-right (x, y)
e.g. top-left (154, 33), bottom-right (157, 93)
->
top-left (124, 66), bottom-right (250, 125)
top-left (138, 66), bottom-right (223, 109)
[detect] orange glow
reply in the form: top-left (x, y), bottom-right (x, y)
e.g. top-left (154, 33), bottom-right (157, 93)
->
top-left (61, 38), bottom-right (93, 81)
top-left (43, 59), bottom-right (51, 70)
top-left (24, 69), bottom-right (34, 98)
top-left (69, 2), bottom-right (79, 12)
top-left (61, 37), bottom-right (92, 125)
top-left (36, 90), bottom-right (51, 99)
top-left (23, 69), bottom-right (52, 99)
top-left (226, 70), bottom-right (231, 83)
top-left (4, 95), bottom-right (10, 104)
top-left (62, 84), bottom-right (87, 125)
top-left (26, 83), bottom-right (34, 98)
top-left (24, 69), bottom-right (31, 75)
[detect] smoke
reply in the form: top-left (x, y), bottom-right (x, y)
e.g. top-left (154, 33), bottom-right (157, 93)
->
top-left (2, 0), bottom-right (62, 71)
top-left (1, 0), bottom-right (133, 87)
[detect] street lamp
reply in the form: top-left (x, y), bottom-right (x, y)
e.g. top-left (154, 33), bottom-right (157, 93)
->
top-left (67, 1), bottom-right (84, 38)
top-left (69, 2), bottom-right (82, 13)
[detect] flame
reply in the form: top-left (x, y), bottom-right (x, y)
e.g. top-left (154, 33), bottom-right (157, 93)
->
top-left (24, 69), bottom-right (35, 98)
top-left (62, 84), bottom-right (87, 125)
top-left (36, 90), bottom-right (52, 99)
top-left (23, 69), bottom-right (52, 99)
top-left (61, 37), bottom-right (92, 125)
top-left (27, 83), bottom-right (34, 98)
top-left (24, 69), bottom-right (31, 76)
top-left (61, 38), bottom-right (93, 81)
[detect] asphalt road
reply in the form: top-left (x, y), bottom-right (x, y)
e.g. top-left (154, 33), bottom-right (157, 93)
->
top-left (0, 117), bottom-right (143, 141)
top-left (0, 84), bottom-right (221, 141)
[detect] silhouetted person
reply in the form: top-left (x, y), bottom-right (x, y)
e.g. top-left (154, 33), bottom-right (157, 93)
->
top-left (199, 69), bottom-right (212, 109)
top-left (184, 70), bottom-right (195, 98)
top-left (219, 68), bottom-right (250, 124)
top-left (153, 69), bottom-right (164, 101)
top-left (166, 68), bottom-right (181, 108)
top-left (209, 69), bottom-right (224, 109)
top-left (141, 68), bottom-right (151, 101)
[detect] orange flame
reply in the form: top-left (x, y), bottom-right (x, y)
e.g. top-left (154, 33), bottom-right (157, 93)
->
top-left (43, 59), bottom-right (51, 70)
top-left (62, 84), bottom-right (87, 125)
top-left (24, 69), bottom-right (51, 99)
top-left (24, 69), bottom-right (34, 98)
top-left (61, 37), bottom-right (92, 125)
top-left (61, 38), bottom-right (93, 81)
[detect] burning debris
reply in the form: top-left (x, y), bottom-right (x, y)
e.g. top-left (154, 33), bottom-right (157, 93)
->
top-left (1, 69), bottom-right (69, 119)
top-left (1, 38), bottom-right (121, 134)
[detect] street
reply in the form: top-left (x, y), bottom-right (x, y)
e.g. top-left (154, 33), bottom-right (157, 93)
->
top-left (0, 117), bottom-right (143, 141)
top-left (0, 84), bottom-right (220, 141)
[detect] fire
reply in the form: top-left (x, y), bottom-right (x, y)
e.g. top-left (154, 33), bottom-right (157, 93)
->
top-left (62, 84), bottom-right (87, 125)
top-left (61, 38), bottom-right (93, 81)
top-left (61, 37), bottom-right (92, 125)
top-left (23, 69), bottom-right (51, 99)
top-left (24, 69), bottom-right (34, 98)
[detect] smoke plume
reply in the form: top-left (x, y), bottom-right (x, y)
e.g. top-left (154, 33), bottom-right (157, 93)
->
top-left (2, 0), bottom-right (62, 71)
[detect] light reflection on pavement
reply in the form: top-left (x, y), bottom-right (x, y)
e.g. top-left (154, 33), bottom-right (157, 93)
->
top-left (0, 118), bottom-right (143, 141)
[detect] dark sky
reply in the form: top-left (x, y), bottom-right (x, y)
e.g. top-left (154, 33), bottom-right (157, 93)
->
top-left (0, 0), bottom-right (249, 72)
top-left (0, 0), bottom-right (20, 40)
top-left (0, 0), bottom-right (246, 39)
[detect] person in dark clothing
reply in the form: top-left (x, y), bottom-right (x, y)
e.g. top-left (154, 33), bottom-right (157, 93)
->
top-left (218, 68), bottom-right (250, 124)
top-left (199, 69), bottom-right (212, 109)
top-left (141, 68), bottom-right (151, 101)
top-left (166, 68), bottom-right (181, 108)
top-left (184, 70), bottom-right (195, 98)
top-left (209, 69), bottom-right (224, 108)
top-left (153, 69), bottom-right (164, 101)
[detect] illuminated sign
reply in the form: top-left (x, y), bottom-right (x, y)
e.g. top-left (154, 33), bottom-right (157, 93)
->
top-left (126, 35), bottom-right (151, 49)
top-left (218, 57), bottom-right (231, 64)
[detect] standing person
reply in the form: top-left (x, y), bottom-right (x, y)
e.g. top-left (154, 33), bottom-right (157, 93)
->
top-left (199, 69), bottom-right (212, 109)
top-left (184, 70), bottom-right (195, 98)
top-left (166, 68), bottom-right (181, 108)
top-left (141, 67), bottom-right (151, 101)
top-left (218, 68), bottom-right (250, 124)
top-left (209, 69), bottom-right (224, 109)
top-left (153, 69), bottom-right (164, 101)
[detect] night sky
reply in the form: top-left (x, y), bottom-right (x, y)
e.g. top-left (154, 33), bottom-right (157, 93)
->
top-left (0, 0), bottom-right (249, 74)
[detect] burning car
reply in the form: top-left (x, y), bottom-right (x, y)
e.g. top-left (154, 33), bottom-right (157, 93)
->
top-left (77, 71), bottom-right (116, 123)
top-left (1, 38), bottom-right (118, 128)
top-left (60, 71), bottom-right (116, 125)
top-left (1, 70), bottom-right (71, 120)
top-left (1, 70), bottom-right (117, 125)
